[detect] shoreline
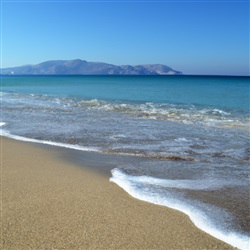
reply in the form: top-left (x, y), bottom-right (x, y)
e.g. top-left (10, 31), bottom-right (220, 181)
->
top-left (1, 137), bottom-right (234, 249)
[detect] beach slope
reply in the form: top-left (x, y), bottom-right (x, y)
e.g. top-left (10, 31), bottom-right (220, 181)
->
top-left (1, 137), bottom-right (233, 249)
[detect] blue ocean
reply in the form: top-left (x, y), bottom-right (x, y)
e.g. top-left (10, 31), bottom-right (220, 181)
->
top-left (1, 75), bottom-right (249, 249)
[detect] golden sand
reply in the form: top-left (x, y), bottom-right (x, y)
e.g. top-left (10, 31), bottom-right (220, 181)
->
top-left (1, 137), bottom-right (233, 249)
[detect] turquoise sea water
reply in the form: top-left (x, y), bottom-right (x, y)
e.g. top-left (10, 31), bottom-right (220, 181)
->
top-left (2, 75), bottom-right (249, 109)
top-left (1, 75), bottom-right (250, 249)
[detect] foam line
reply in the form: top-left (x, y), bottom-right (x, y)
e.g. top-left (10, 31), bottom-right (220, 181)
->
top-left (0, 129), bottom-right (101, 153)
top-left (110, 168), bottom-right (250, 250)
top-left (119, 172), bottom-right (233, 190)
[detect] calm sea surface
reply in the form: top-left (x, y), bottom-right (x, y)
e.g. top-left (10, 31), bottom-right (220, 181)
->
top-left (1, 75), bottom-right (249, 249)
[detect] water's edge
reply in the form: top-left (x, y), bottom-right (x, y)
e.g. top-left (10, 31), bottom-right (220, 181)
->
top-left (1, 130), bottom-right (249, 250)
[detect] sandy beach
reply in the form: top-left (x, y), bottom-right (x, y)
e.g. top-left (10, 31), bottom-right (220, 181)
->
top-left (1, 137), bottom-right (234, 249)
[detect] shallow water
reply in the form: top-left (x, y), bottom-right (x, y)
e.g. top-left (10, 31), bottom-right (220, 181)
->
top-left (1, 75), bottom-right (249, 249)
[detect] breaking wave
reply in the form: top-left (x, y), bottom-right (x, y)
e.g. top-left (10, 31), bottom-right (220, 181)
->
top-left (2, 91), bottom-right (249, 129)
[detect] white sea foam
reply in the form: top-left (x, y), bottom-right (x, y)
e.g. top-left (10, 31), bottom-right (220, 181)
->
top-left (114, 173), bottom-right (232, 191)
top-left (0, 122), bottom-right (7, 127)
top-left (175, 137), bottom-right (190, 143)
top-left (110, 168), bottom-right (250, 250)
top-left (2, 90), bottom-right (248, 129)
top-left (0, 129), bottom-right (101, 153)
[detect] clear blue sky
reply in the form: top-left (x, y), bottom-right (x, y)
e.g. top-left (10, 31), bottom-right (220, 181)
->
top-left (1, 0), bottom-right (249, 75)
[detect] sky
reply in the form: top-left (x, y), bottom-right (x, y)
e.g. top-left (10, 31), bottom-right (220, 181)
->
top-left (0, 0), bottom-right (249, 75)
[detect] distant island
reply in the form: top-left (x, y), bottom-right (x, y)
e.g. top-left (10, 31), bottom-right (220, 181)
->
top-left (1, 59), bottom-right (182, 75)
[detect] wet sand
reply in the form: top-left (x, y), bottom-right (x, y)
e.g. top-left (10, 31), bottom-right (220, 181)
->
top-left (1, 137), bottom-right (234, 249)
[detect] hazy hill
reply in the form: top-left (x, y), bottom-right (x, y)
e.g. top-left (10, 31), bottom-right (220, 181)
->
top-left (1, 59), bottom-right (182, 75)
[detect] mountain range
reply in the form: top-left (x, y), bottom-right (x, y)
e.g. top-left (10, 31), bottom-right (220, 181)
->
top-left (1, 59), bottom-right (182, 75)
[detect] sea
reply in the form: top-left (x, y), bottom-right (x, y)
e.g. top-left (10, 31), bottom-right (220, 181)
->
top-left (1, 75), bottom-right (249, 249)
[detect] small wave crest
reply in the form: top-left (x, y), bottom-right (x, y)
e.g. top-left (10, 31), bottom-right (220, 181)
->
top-left (110, 168), bottom-right (250, 250)
top-left (2, 91), bottom-right (249, 128)
top-left (58, 98), bottom-right (250, 129)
